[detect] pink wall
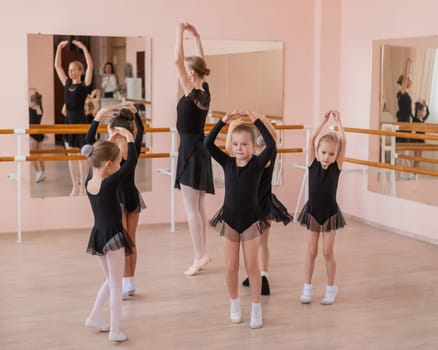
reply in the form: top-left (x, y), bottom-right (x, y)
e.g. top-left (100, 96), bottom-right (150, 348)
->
top-left (0, 0), bottom-right (315, 233)
top-left (339, 0), bottom-right (437, 240)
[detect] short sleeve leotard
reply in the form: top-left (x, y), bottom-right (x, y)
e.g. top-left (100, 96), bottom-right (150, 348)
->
top-left (29, 107), bottom-right (44, 142)
top-left (396, 91), bottom-right (413, 143)
top-left (85, 142), bottom-right (137, 255)
top-left (86, 113), bottom-right (145, 213)
top-left (298, 159), bottom-right (346, 232)
top-left (64, 79), bottom-right (89, 148)
top-left (205, 119), bottom-right (275, 233)
top-left (175, 82), bottom-right (214, 194)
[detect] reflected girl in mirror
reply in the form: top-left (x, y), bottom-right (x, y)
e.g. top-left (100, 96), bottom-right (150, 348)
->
top-left (175, 22), bottom-right (214, 276)
top-left (412, 99), bottom-right (429, 168)
top-left (396, 57), bottom-right (413, 142)
top-left (54, 40), bottom-right (93, 196)
top-left (29, 89), bottom-right (46, 183)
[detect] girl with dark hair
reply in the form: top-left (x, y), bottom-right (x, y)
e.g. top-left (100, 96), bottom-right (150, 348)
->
top-left (175, 22), bottom-right (214, 276)
top-left (396, 58), bottom-right (414, 143)
top-left (54, 39), bottom-right (93, 196)
top-left (86, 103), bottom-right (145, 298)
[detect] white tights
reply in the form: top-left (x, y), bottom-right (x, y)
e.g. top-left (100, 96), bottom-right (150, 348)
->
top-left (180, 185), bottom-right (208, 260)
top-left (88, 248), bottom-right (125, 334)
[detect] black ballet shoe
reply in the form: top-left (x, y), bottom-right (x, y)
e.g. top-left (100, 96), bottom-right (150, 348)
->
top-left (242, 277), bottom-right (250, 287)
top-left (261, 276), bottom-right (270, 296)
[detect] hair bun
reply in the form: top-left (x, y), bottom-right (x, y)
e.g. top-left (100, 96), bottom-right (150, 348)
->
top-left (118, 108), bottom-right (135, 121)
top-left (81, 144), bottom-right (93, 157)
top-left (204, 68), bottom-right (211, 76)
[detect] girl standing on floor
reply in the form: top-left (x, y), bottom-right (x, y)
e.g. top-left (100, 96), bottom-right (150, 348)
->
top-left (205, 110), bottom-right (275, 329)
top-left (297, 110), bottom-right (346, 305)
top-left (28, 89), bottom-right (46, 183)
top-left (86, 103), bottom-right (145, 298)
top-left (175, 22), bottom-right (214, 275)
top-left (82, 127), bottom-right (136, 342)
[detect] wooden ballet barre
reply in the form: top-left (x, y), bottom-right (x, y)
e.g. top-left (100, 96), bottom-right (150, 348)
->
top-left (340, 127), bottom-right (438, 141)
top-left (278, 148), bottom-right (303, 153)
top-left (30, 147), bottom-right (151, 154)
top-left (203, 123), bottom-right (304, 132)
top-left (395, 143), bottom-right (438, 151)
top-left (397, 154), bottom-right (438, 165)
top-left (0, 152), bottom-right (172, 162)
top-left (125, 98), bottom-right (152, 105)
top-left (381, 122), bottom-right (438, 133)
top-left (344, 157), bottom-right (438, 177)
top-left (211, 111), bottom-right (284, 121)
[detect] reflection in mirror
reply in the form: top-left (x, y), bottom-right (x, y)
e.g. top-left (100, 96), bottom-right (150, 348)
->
top-left (369, 37), bottom-right (438, 206)
top-left (179, 39), bottom-right (284, 187)
top-left (27, 33), bottom-right (152, 198)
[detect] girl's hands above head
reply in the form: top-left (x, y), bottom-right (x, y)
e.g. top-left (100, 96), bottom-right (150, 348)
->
top-left (331, 110), bottom-right (340, 122)
top-left (114, 127), bottom-right (134, 142)
top-left (176, 22), bottom-right (185, 33)
top-left (95, 106), bottom-right (119, 121)
top-left (244, 110), bottom-right (259, 122)
top-left (72, 40), bottom-right (86, 50)
top-left (58, 40), bottom-right (69, 49)
top-left (185, 23), bottom-right (199, 37)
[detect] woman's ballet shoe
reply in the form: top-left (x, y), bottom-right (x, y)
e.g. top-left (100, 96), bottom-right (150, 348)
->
top-left (85, 317), bottom-right (110, 332)
top-left (108, 331), bottom-right (128, 342)
top-left (198, 255), bottom-right (212, 269)
top-left (184, 262), bottom-right (202, 276)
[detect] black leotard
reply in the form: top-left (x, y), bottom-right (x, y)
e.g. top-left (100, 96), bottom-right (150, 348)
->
top-left (298, 159), bottom-right (346, 232)
top-left (64, 79), bottom-right (89, 148)
top-left (86, 113), bottom-right (145, 213)
top-left (175, 82), bottom-right (214, 194)
top-left (205, 119), bottom-right (275, 233)
top-left (85, 142), bottom-right (136, 255)
top-left (29, 107), bottom-right (44, 142)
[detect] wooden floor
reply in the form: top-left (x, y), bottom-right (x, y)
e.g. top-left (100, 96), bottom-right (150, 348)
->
top-left (1, 219), bottom-right (438, 350)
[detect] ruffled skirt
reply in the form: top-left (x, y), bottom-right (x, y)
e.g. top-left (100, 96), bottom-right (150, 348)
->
top-left (87, 224), bottom-right (135, 256)
top-left (297, 201), bottom-right (346, 233)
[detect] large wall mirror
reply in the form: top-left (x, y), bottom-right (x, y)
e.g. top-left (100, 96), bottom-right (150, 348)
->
top-left (369, 36), bottom-right (438, 206)
top-left (179, 39), bottom-right (284, 187)
top-left (27, 33), bottom-right (152, 198)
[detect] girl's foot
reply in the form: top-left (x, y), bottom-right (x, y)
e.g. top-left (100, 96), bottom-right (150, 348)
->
top-left (249, 303), bottom-right (263, 329)
top-left (321, 285), bottom-right (338, 305)
top-left (108, 332), bottom-right (128, 342)
top-left (300, 284), bottom-right (312, 304)
top-left (85, 317), bottom-right (110, 332)
top-left (184, 261), bottom-right (202, 276)
top-left (122, 277), bottom-right (135, 300)
top-left (70, 186), bottom-right (79, 196)
top-left (230, 298), bottom-right (242, 323)
top-left (198, 254), bottom-right (212, 269)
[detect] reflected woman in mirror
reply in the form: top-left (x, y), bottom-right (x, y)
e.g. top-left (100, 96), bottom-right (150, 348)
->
top-left (86, 103), bottom-right (145, 298)
top-left (28, 89), bottom-right (46, 183)
top-left (412, 99), bottom-right (430, 168)
top-left (54, 39), bottom-right (93, 196)
top-left (101, 62), bottom-right (118, 98)
top-left (396, 57), bottom-right (413, 142)
top-left (175, 22), bottom-right (214, 276)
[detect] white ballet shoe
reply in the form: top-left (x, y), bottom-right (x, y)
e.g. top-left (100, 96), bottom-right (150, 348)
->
top-left (108, 331), bottom-right (128, 342)
top-left (85, 317), bottom-right (110, 332)
top-left (230, 299), bottom-right (242, 324)
top-left (320, 285), bottom-right (338, 305)
top-left (198, 255), bottom-right (212, 269)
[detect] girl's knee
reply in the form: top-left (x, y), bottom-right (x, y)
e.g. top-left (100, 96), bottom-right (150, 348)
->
top-left (323, 249), bottom-right (335, 260)
top-left (307, 248), bottom-right (318, 260)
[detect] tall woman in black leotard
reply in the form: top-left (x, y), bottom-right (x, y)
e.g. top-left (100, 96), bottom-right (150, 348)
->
top-left (205, 110), bottom-right (275, 329)
top-left (82, 127), bottom-right (136, 343)
top-left (175, 22), bottom-right (214, 276)
top-left (396, 57), bottom-right (413, 142)
top-left (55, 40), bottom-right (93, 196)
top-left (86, 103), bottom-right (145, 298)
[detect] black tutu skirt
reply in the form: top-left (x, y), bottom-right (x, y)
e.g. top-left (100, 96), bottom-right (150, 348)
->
top-left (297, 201), bottom-right (346, 233)
top-left (119, 189), bottom-right (146, 214)
top-left (259, 193), bottom-right (293, 228)
top-left (175, 134), bottom-right (215, 194)
top-left (209, 207), bottom-right (262, 237)
top-left (87, 223), bottom-right (135, 256)
top-left (64, 110), bottom-right (89, 148)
